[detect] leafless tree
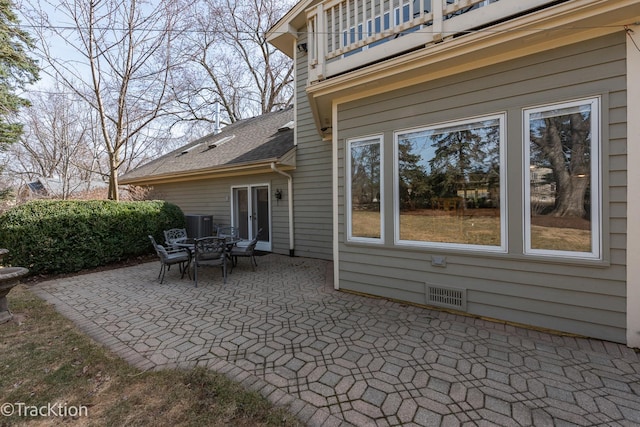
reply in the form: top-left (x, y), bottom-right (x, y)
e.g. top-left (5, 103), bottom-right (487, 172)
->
top-left (22, 0), bottom-right (189, 200)
top-left (6, 84), bottom-right (97, 199)
top-left (171, 0), bottom-right (295, 126)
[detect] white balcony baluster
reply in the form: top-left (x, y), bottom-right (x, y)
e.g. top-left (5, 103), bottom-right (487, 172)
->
top-left (306, 0), bottom-right (557, 82)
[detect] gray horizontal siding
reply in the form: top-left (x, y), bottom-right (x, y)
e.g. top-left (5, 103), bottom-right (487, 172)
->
top-left (608, 84), bottom-right (628, 283)
top-left (291, 34), bottom-right (333, 260)
top-left (335, 33), bottom-right (628, 343)
top-left (339, 249), bottom-right (626, 288)
top-left (338, 267), bottom-right (625, 322)
top-left (148, 173), bottom-right (291, 256)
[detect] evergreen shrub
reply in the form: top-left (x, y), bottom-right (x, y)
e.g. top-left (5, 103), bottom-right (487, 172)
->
top-left (0, 200), bottom-right (185, 275)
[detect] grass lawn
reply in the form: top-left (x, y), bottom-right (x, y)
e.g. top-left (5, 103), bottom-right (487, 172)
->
top-left (351, 210), bottom-right (381, 238)
top-left (399, 213), bottom-right (501, 246)
top-left (352, 210), bottom-right (591, 251)
top-left (0, 284), bottom-right (302, 426)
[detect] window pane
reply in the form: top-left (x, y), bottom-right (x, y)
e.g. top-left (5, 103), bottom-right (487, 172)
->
top-left (397, 117), bottom-right (502, 247)
top-left (350, 139), bottom-right (382, 240)
top-left (526, 100), bottom-right (597, 255)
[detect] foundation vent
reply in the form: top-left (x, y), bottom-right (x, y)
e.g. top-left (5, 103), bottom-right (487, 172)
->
top-left (425, 284), bottom-right (467, 311)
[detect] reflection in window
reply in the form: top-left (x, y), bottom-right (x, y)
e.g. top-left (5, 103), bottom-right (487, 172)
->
top-left (524, 98), bottom-right (600, 258)
top-left (348, 136), bottom-right (383, 241)
top-left (395, 115), bottom-right (504, 249)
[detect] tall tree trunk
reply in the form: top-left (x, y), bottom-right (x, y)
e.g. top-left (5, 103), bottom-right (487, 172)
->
top-left (107, 151), bottom-right (119, 201)
top-left (552, 174), bottom-right (589, 217)
top-left (534, 114), bottom-right (590, 218)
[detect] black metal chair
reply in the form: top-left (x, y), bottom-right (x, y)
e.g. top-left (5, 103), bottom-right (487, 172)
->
top-left (148, 235), bottom-right (190, 284)
top-left (230, 228), bottom-right (262, 271)
top-left (163, 228), bottom-right (188, 250)
top-left (192, 237), bottom-right (227, 287)
top-left (216, 226), bottom-right (239, 240)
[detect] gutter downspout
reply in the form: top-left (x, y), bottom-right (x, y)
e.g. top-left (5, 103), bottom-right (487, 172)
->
top-left (271, 163), bottom-right (295, 257)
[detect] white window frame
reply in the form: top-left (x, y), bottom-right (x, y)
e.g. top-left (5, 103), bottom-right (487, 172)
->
top-left (523, 97), bottom-right (601, 259)
top-left (393, 113), bottom-right (507, 252)
top-left (346, 135), bottom-right (384, 244)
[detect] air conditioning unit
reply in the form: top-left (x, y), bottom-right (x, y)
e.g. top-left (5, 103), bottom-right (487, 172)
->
top-left (185, 214), bottom-right (213, 238)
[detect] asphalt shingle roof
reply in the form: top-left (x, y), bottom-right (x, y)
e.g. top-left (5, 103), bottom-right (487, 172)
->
top-left (120, 106), bottom-right (294, 184)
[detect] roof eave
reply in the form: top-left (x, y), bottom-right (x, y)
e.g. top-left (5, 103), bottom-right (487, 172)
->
top-left (120, 151), bottom-right (297, 187)
top-left (267, 0), bottom-right (319, 58)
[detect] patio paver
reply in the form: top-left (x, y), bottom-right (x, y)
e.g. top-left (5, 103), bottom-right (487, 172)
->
top-left (31, 254), bottom-right (640, 426)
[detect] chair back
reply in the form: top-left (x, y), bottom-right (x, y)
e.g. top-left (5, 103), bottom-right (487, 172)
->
top-left (149, 235), bottom-right (169, 260)
top-left (194, 237), bottom-right (226, 263)
top-left (164, 228), bottom-right (187, 247)
top-left (216, 226), bottom-right (239, 238)
top-left (232, 228), bottom-right (261, 253)
top-left (246, 228), bottom-right (262, 248)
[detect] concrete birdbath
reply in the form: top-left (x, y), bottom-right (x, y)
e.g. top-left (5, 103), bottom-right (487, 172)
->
top-left (0, 249), bottom-right (29, 323)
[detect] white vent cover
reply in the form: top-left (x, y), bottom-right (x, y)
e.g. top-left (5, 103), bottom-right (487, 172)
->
top-left (278, 120), bottom-right (294, 131)
top-left (208, 134), bottom-right (235, 149)
top-left (178, 142), bottom-right (203, 156)
top-left (425, 283), bottom-right (467, 311)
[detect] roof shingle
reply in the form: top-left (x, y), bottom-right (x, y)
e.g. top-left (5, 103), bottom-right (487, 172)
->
top-left (120, 107), bottom-right (294, 184)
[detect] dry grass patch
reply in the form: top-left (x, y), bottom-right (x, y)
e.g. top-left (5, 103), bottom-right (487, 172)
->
top-left (0, 285), bottom-right (302, 427)
top-left (351, 211), bottom-right (381, 238)
top-left (399, 213), bottom-right (501, 245)
top-left (354, 210), bottom-right (591, 250)
top-left (530, 225), bottom-right (591, 252)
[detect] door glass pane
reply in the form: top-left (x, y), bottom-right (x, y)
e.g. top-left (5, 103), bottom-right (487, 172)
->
top-left (234, 188), bottom-right (249, 239)
top-left (254, 187), bottom-right (270, 241)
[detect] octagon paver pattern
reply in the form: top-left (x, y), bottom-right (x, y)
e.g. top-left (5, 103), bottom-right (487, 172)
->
top-left (31, 254), bottom-right (640, 426)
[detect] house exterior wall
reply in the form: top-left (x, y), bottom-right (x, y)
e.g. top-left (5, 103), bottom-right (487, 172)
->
top-left (291, 32), bottom-right (334, 260)
top-left (148, 173), bottom-right (292, 256)
top-left (143, 32), bottom-right (334, 261)
top-left (335, 33), bottom-right (627, 342)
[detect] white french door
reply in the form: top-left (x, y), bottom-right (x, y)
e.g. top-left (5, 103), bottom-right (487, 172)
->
top-left (231, 184), bottom-right (271, 251)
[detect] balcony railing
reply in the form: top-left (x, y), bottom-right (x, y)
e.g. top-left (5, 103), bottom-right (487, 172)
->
top-left (306, 0), bottom-right (559, 83)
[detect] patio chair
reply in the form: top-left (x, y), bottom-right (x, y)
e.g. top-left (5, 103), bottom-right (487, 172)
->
top-left (216, 226), bottom-right (239, 240)
top-left (192, 236), bottom-right (227, 287)
top-left (148, 235), bottom-right (190, 284)
top-left (164, 228), bottom-right (188, 250)
top-left (230, 228), bottom-right (261, 271)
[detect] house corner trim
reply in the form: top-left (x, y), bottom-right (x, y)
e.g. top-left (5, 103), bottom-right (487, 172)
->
top-left (332, 102), bottom-right (339, 290)
top-left (626, 25), bottom-right (640, 349)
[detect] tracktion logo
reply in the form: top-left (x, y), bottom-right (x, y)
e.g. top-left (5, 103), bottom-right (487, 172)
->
top-left (1, 402), bottom-right (88, 418)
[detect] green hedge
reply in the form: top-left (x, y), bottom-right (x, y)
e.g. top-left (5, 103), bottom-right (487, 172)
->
top-left (0, 200), bottom-right (185, 275)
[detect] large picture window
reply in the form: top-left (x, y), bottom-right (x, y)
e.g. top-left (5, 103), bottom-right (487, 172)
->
top-left (394, 114), bottom-right (505, 250)
top-left (524, 98), bottom-right (601, 259)
top-left (347, 136), bottom-right (383, 242)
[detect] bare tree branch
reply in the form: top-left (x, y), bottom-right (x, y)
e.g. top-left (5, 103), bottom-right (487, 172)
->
top-left (22, 0), bottom-right (190, 200)
top-left (171, 0), bottom-right (294, 125)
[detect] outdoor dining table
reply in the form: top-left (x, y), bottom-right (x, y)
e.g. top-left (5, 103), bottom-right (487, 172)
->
top-left (174, 236), bottom-right (240, 259)
top-left (173, 237), bottom-right (196, 255)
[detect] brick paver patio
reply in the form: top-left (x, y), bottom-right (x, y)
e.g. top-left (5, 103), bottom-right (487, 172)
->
top-left (32, 254), bottom-right (640, 426)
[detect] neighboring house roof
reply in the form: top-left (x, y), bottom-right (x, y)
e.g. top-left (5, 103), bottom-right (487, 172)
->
top-left (120, 106), bottom-right (295, 185)
top-left (26, 177), bottom-right (108, 198)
